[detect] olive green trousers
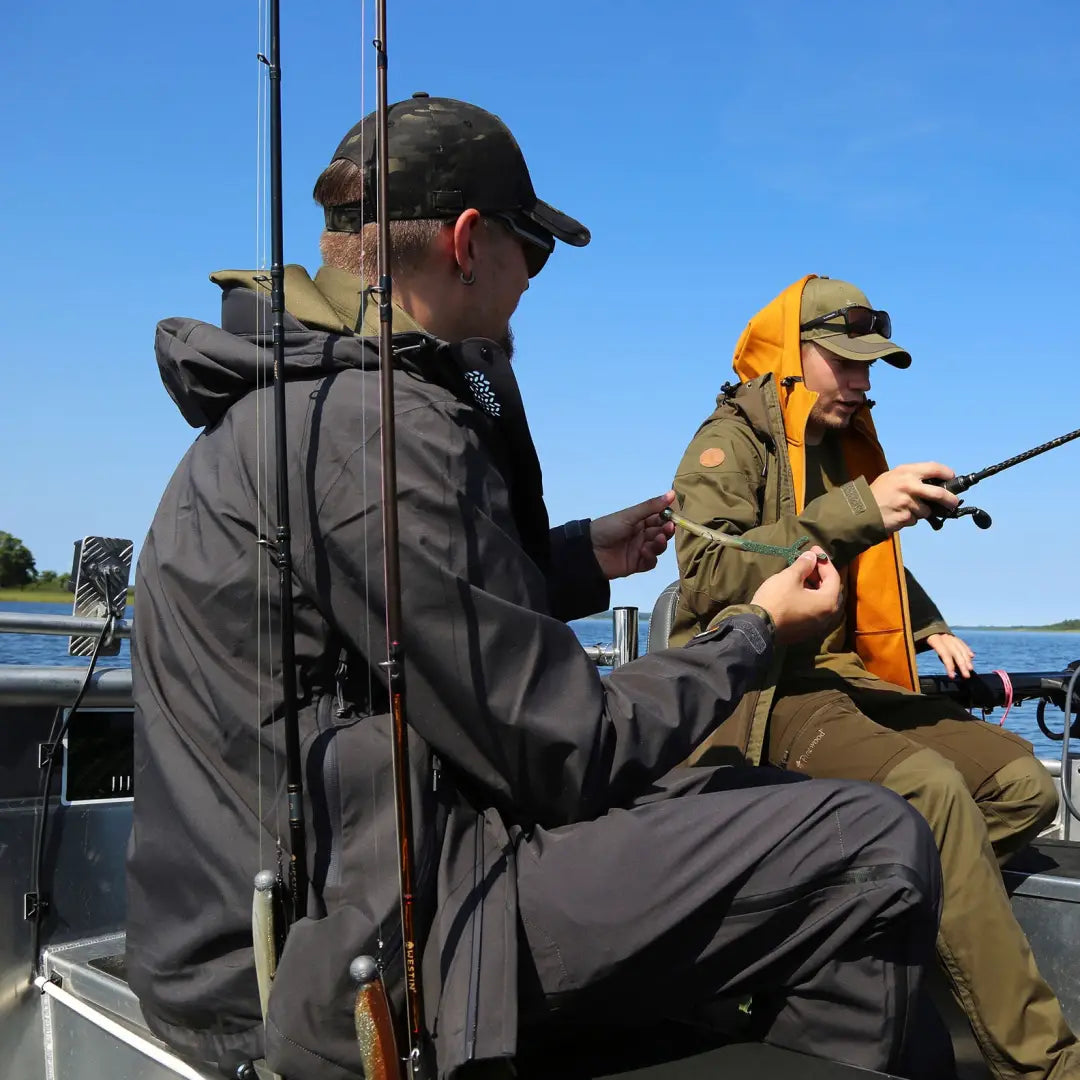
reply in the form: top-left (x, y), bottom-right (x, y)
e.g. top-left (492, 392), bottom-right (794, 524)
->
top-left (769, 674), bottom-right (1080, 1080)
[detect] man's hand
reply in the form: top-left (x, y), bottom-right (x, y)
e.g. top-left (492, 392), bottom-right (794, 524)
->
top-left (749, 547), bottom-right (844, 645)
top-left (591, 491), bottom-right (677, 580)
top-left (870, 462), bottom-right (961, 533)
top-left (926, 632), bottom-right (975, 680)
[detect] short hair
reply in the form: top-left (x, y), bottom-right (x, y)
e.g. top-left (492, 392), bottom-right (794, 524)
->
top-left (313, 158), bottom-right (446, 282)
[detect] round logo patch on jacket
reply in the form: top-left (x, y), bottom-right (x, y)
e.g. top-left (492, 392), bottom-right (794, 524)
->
top-left (699, 447), bottom-right (726, 468)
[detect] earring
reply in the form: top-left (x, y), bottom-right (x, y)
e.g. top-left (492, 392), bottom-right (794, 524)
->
top-left (460, 269), bottom-right (476, 286)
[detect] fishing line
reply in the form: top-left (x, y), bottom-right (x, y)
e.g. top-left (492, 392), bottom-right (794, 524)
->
top-left (255, 0), bottom-right (267, 876)
top-left (263, 0), bottom-right (284, 872)
top-left (356, 0), bottom-right (386, 963)
top-left (254, 0), bottom-right (285, 870)
top-left (260, 0), bottom-right (309, 926)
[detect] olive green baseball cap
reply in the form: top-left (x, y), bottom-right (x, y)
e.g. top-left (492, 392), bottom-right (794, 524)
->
top-left (800, 278), bottom-right (911, 368)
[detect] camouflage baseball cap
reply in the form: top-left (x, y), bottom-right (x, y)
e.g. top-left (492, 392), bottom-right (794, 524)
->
top-left (321, 93), bottom-right (590, 260)
top-left (800, 278), bottom-right (911, 369)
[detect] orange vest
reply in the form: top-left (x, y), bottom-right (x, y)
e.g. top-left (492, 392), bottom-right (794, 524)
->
top-left (732, 275), bottom-right (919, 690)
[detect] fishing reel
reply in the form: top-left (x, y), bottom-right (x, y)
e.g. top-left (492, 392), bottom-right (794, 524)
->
top-left (924, 476), bottom-right (992, 531)
top-left (926, 503), bottom-right (993, 531)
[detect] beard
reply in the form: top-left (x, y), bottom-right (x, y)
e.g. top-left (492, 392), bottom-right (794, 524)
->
top-left (499, 324), bottom-right (515, 362)
top-left (808, 397), bottom-right (855, 432)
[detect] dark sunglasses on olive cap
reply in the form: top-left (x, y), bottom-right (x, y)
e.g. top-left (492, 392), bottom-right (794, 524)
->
top-left (800, 305), bottom-right (892, 340)
top-left (798, 277), bottom-right (911, 367)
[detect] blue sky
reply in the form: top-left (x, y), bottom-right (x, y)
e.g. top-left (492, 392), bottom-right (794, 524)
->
top-left (3, 0), bottom-right (1079, 624)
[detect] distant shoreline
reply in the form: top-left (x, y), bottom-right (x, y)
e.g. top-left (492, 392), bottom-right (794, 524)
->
top-left (0, 588), bottom-right (135, 605)
top-left (0, 589), bottom-right (73, 603)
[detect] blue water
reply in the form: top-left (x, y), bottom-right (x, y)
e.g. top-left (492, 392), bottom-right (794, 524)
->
top-left (3, 601), bottom-right (1076, 760)
top-left (0, 600), bottom-right (133, 668)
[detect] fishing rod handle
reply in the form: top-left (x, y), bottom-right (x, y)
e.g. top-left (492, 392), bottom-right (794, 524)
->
top-left (351, 956), bottom-right (402, 1080)
top-left (925, 474), bottom-right (975, 495)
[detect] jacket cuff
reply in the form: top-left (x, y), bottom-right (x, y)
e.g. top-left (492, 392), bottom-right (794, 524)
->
top-left (813, 477), bottom-right (889, 552)
top-left (913, 619), bottom-right (952, 650)
top-left (705, 603), bottom-right (775, 636)
top-left (547, 519), bottom-right (610, 622)
top-left (687, 604), bottom-right (774, 664)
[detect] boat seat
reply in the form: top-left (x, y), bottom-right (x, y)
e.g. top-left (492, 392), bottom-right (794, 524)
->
top-left (646, 580), bottom-right (680, 653)
top-left (40, 934), bottom-right (224, 1079)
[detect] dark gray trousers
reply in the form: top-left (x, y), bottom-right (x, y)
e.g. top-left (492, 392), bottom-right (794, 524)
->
top-left (516, 766), bottom-right (942, 1076)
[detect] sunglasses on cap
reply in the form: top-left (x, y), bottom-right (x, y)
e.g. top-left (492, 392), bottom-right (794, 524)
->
top-left (490, 212), bottom-right (554, 278)
top-left (800, 305), bottom-right (892, 340)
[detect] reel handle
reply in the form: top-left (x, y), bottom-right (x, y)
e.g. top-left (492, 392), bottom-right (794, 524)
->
top-left (923, 477), bottom-right (991, 530)
top-left (925, 504), bottom-right (992, 531)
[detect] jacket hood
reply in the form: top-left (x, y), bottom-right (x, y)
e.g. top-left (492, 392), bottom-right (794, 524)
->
top-left (732, 275), bottom-right (818, 511)
top-left (732, 274), bottom-right (886, 512)
top-left (154, 264), bottom-right (429, 428)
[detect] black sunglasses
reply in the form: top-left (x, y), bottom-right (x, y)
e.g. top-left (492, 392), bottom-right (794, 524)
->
top-left (490, 212), bottom-right (554, 278)
top-left (800, 305), bottom-right (892, 340)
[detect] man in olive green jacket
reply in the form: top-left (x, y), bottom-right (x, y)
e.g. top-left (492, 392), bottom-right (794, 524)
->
top-left (671, 275), bottom-right (1078, 1080)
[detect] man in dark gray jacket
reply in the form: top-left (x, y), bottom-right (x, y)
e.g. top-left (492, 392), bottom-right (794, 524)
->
top-left (128, 95), bottom-right (944, 1080)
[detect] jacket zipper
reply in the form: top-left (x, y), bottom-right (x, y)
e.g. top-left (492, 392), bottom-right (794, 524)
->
top-left (318, 696), bottom-right (344, 888)
top-left (316, 713), bottom-right (443, 1002)
top-left (463, 813), bottom-right (485, 1061)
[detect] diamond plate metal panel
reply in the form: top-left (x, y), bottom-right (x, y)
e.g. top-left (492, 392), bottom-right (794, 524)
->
top-left (68, 538), bottom-right (133, 658)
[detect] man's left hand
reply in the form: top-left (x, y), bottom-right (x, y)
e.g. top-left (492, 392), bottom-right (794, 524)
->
top-left (926, 632), bottom-right (976, 680)
top-left (590, 491), bottom-right (677, 580)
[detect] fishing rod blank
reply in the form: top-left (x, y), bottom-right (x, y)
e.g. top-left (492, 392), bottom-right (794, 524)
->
top-left (942, 425), bottom-right (1080, 494)
top-left (925, 424), bottom-right (1080, 529)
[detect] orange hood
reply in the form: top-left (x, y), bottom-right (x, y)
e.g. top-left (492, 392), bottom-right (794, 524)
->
top-left (733, 275), bottom-right (919, 690)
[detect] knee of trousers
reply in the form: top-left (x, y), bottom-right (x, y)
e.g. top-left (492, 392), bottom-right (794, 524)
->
top-left (881, 747), bottom-right (977, 828)
top-left (833, 781), bottom-right (942, 919)
top-left (983, 755), bottom-right (1059, 840)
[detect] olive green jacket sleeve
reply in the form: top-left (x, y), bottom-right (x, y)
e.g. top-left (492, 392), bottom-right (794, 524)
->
top-left (905, 569), bottom-right (952, 648)
top-left (673, 416), bottom-right (889, 634)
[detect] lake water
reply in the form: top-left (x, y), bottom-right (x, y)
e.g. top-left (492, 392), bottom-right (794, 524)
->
top-left (0, 600), bottom-right (134, 668)
top-left (2, 601), bottom-right (1076, 760)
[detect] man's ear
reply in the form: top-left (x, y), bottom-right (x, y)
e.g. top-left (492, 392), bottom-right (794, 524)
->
top-left (451, 209), bottom-right (483, 279)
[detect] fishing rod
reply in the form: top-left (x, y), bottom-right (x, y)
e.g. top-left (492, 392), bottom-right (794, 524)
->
top-left (248, 4), bottom-right (420, 1077)
top-left (372, 0), bottom-right (427, 1070)
top-left (918, 665), bottom-right (1080, 712)
top-left (258, 0), bottom-right (307, 927)
top-left (926, 424), bottom-right (1080, 530)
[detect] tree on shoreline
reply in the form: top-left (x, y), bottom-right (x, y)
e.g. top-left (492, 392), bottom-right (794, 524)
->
top-left (0, 532), bottom-right (71, 591)
top-left (0, 532), bottom-right (36, 588)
